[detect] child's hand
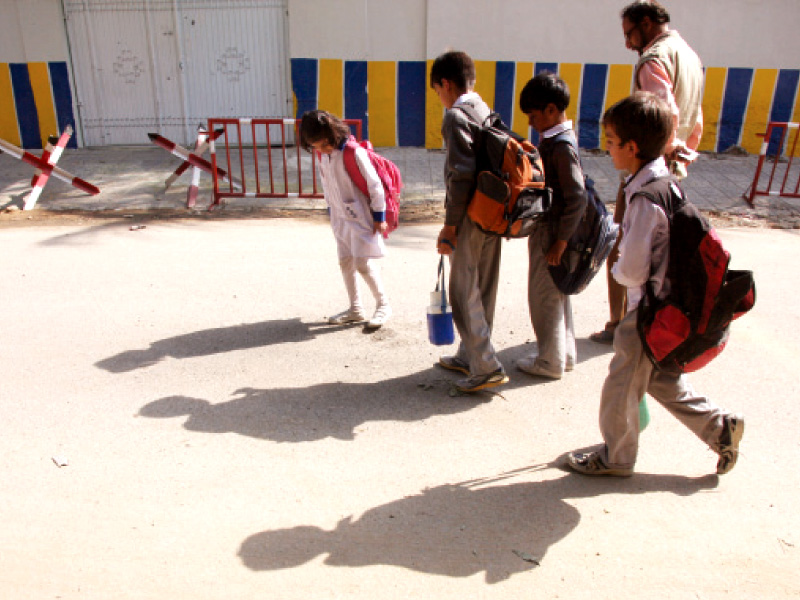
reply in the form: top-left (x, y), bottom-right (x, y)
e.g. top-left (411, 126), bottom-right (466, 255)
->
top-left (437, 225), bottom-right (457, 255)
top-left (546, 240), bottom-right (568, 266)
top-left (373, 221), bottom-right (388, 235)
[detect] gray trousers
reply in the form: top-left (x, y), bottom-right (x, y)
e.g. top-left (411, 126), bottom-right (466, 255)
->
top-left (599, 309), bottom-right (729, 469)
top-left (526, 225), bottom-right (576, 373)
top-left (448, 218), bottom-right (503, 377)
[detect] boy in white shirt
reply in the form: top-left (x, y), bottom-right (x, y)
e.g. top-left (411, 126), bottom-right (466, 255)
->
top-left (567, 93), bottom-right (743, 477)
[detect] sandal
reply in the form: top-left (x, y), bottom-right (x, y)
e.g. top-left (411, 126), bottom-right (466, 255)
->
top-left (589, 323), bottom-right (617, 344)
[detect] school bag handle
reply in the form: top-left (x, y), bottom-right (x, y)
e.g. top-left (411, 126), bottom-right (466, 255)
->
top-left (435, 256), bottom-right (448, 311)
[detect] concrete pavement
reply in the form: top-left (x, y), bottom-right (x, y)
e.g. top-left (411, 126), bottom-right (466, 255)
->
top-left (2, 143), bottom-right (799, 227)
top-left (1, 216), bottom-right (798, 599)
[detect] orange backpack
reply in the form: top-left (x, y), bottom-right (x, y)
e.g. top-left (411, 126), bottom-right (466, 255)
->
top-left (457, 106), bottom-right (551, 238)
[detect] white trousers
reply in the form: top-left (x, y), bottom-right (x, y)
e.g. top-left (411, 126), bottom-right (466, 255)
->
top-left (339, 256), bottom-right (388, 312)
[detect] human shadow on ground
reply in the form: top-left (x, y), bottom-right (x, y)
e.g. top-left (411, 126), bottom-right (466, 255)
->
top-left (96, 317), bottom-right (346, 373)
top-left (138, 365), bottom-right (489, 443)
top-left (238, 464), bottom-right (718, 583)
top-left (137, 338), bottom-right (616, 442)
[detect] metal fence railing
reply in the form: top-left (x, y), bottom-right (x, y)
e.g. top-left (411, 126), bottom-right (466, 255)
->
top-left (208, 117), bottom-right (362, 208)
top-left (747, 122), bottom-right (800, 206)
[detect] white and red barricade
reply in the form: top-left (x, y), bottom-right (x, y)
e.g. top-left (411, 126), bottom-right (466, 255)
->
top-left (0, 125), bottom-right (100, 210)
top-left (154, 125), bottom-right (227, 208)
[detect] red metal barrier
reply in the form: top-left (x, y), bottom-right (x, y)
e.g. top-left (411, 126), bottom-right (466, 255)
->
top-left (207, 117), bottom-right (362, 208)
top-left (747, 122), bottom-right (800, 206)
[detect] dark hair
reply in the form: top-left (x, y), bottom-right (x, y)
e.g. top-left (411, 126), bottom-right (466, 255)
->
top-left (602, 92), bottom-right (673, 161)
top-left (621, 0), bottom-right (670, 25)
top-left (519, 71), bottom-right (570, 113)
top-left (299, 110), bottom-right (351, 152)
top-left (429, 51), bottom-right (475, 91)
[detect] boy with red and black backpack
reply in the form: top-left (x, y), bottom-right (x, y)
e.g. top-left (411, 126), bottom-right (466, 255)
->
top-left (567, 92), bottom-right (745, 478)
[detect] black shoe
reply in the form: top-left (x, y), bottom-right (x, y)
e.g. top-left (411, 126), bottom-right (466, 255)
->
top-left (438, 355), bottom-right (469, 376)
top-left (455, 369), bottom-right (509, 393)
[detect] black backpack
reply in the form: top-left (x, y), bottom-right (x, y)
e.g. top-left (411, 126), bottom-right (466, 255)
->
top-left (546, 132), bottom-right (619, 295)
top-left (635, 176), bottom-right (756, 375)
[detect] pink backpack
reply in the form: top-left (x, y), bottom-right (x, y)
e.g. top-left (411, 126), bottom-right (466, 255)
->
top-left (342, 137), bottom-right (402, 238)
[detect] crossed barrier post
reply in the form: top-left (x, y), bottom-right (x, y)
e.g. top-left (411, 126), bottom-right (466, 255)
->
top-left (148, 131), bottom-right (243, 210)
top-left (160, 125), bottom-right (225, 208)
top-left (0, 125), bottom-right (100, 210)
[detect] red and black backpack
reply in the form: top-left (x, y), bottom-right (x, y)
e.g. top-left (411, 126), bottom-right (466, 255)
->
top-left (635, 176), bottom-right (756, 375)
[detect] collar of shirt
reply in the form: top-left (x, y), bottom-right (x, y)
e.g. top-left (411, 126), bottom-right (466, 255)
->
top-left (624, 157), bottom-right (669, 200)
top-left (541, 120), bottom-right (573, 139)
top-left (453, 91), bottom-right (481, 107)
top-left (641, 28), bottom-right (674, 54)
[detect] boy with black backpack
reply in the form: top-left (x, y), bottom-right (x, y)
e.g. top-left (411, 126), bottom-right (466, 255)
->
top-left (517, 72), bottom-right (588, 379)
top-left (567, 92), bottom-right (744, 477)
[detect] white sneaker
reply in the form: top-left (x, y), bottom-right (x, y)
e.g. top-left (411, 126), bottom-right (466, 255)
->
top-left (517, 356), bottom-right (562, 379)
top-left (328, 308), bottom-right (366, 325)
top-left (366, 305), bottom-right (392, 329)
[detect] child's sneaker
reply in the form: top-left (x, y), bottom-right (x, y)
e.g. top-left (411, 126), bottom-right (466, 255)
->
top-left (517, 356), bottom-right (562, 379)
top-left (366, 305), bottom-right (392, 329)
top-left (716, 413), bottom-right (744, 475)
top-left (566, 450), bottom-right (633, 477)
top-left (328, 308), bottom-right (366, 325)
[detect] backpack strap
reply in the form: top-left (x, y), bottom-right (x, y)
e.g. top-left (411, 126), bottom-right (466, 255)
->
top-left (550, 130), bottom-right (586, 168)
top-left (454, 103), bottom-right (500, 129)
top-left (629, 176), bottom-right (683, 310)
top-left (633, 176), bottom-right (683, 218)
top-left (342, 137), bottom-right (370, 199)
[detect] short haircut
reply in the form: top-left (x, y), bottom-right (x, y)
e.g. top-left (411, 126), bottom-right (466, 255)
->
top-left (621, 0), bottom-right (670, 25)
top-left (429, 51), bottom-right (475, 92)
top-left (602, 92), bottom-right (673, 161)
top-left (519, 71), bottom-right (570, 113)
top-left (299, 110), bottom-right (351, 152)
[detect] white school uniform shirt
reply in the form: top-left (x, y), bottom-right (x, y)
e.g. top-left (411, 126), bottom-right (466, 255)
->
top-left (540, 120), bottom-right (573, 139)
top-left (317, 143), bottom-right (386, 260)
top-left (611, 157), bottom-right (671, 312)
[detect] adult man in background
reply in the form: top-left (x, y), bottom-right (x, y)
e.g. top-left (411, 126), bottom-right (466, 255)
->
top-left (591, 0), bottom-right (704, 344)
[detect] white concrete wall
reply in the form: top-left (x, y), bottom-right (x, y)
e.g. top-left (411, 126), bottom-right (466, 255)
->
top-left (288, 0), bottom-right (800, 69)
top-left (289, 0), bottom-right (427, 61)
top-left (0, 0), bottom-right (69, 61)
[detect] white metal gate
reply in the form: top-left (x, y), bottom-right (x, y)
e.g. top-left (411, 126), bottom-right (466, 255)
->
top-left (63, 0), bottom-right (291, 146)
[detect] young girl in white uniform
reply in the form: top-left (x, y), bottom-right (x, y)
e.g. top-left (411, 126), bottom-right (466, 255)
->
top-left (300, 110), bottom-right (391, 329)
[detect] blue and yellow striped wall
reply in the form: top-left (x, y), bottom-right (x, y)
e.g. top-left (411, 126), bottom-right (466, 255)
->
top-left (0, 62), bottom-right (77, 149)
top-left (292, 58), bottom-right (800, 155)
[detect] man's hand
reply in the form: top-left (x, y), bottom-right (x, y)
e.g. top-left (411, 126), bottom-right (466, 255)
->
top-left (373, 220), bottom-right (388, 235)
top-left (546, 240), bottom-right (568, 266)
top-left (437, 225), bottom-right (458, 255)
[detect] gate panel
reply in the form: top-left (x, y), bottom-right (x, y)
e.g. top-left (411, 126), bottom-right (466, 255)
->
top-left (179, 0), bottom-right (291, 135)
top-left (63, 1), bottom-right (185, 146)
top-left (63, 0), bottom-right (290, 146)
